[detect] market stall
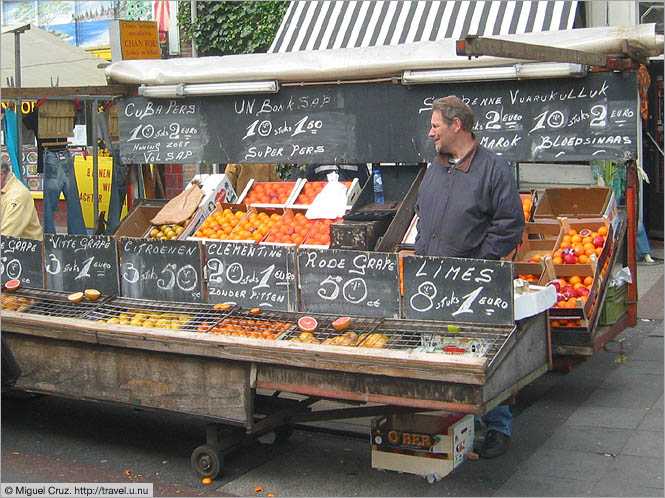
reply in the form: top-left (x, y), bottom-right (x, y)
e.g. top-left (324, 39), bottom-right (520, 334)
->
top-left (2, 24), bottom-right (662, 480)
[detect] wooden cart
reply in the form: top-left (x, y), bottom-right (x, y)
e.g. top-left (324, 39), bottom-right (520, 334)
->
top-left (2, 291), bottom-right (548, 479)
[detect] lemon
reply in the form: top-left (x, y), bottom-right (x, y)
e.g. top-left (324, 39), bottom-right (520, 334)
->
top-left (84, 289), bottom-right (101, 301)
top-left (68, 292), bottom-right (84, 303)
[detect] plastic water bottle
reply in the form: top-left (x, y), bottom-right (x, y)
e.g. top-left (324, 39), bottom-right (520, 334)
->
top-left (373, 169), bottom-right (385, 205)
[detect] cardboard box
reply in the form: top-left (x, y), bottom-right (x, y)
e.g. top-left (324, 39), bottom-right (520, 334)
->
top-left (287, 178), bottom-right (361, 211)
top-left (514, 220), bottom-right (563, 263)
top-left (514, 282), bottom-right (557, 321)
top-left (239, 180), bottom-right (299, 208)
top-left (183, 203), bottom-right (251, 241)
top-left (186, 174), bottom-right (238, 217)
top-left (371, 413), bottom-right (474, 480)
top-left (112, 199), bottom-right (169, 238)
top-left (533, 187), bottom-right (613, 220)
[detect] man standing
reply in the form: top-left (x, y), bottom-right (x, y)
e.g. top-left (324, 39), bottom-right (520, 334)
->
top-left (1, 160), bottom-right (42, 240)
top-left (414, 96), bottom-right (524, 458)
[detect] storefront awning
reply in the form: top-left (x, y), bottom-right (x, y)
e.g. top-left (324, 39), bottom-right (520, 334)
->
top-left (269, 0), bottom-right (579, 53)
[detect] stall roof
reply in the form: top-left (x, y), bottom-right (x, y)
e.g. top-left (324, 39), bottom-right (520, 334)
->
top-left (106, 24), bottom-right (663, 86)
top-left (2, 24), bottom-right (108, 88)
top-left (269, 0), bottom-right (579, 53)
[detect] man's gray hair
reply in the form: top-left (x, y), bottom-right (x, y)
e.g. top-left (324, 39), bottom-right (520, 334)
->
top-left (0, 160), bottom-right (11, 174)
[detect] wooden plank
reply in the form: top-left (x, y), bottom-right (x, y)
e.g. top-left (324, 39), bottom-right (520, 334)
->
top-left (2, 86), bottom-right (130, 98)
top-left (2, 312), bottom-right (487, 384)
top-left (257, 364), bottom-right (483, 414)
top-left (4, 332), bottom-right (251, 425)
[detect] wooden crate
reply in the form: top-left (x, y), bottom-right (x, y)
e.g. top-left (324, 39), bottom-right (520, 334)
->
top-left (371, 413), bottom-right (474, 480)
top-left (38, 100), bottom-right (75, 138)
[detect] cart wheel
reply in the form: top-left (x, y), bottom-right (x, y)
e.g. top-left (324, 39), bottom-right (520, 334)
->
top-left (273, 424), bottom-right (294, 444)
top-left (191, 445), bottom-right (223, 479)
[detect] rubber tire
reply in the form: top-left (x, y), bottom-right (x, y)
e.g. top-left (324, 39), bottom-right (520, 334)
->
top-left (191, 445), bottom-right (223, 479)
top-left (273, 424), bottom-right (294, 444)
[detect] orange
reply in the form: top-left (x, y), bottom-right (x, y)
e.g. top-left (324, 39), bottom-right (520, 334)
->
top-left (578, 255), bottom-right (590, 264)
top-left (569, 275), bottom-right (582, 285)
top-left (597, 226), bottom-right (608, 236)
top-left (584, 276), bottom-right (593, 286)
top-left (562, 235), bottom-right (572, 244)
top-left (571, 234), bottom-right (582, 244)
top-left (552, 256), bottom-right (563, 265)
top-left (560, 241), bottom-right (571, 249)
top-left (567, 229), bottom-right (578, 236)
top-left (595, 247), bottom-right (603, 256)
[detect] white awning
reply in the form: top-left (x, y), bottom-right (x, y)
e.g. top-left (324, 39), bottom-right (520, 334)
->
top-left (269, 0), bottom-right (578, 53)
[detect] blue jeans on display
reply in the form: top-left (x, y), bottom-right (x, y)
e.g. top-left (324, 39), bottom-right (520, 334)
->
top-left (637, 221), bottom-right (652, 259)
top-left (478, 405), bottom-right (512, 437)
top-left (43, 150), bottom-right (87, 235)
top-left (105, 151), bottom-right (128, 235)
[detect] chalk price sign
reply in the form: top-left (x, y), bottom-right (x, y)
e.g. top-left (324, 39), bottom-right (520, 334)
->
top-left (120, 238), bottom-right (203, 302)
top-left (402, 255), bottom-right (513, 324)
top-left (297, 248), bottom-right (400, 318)
top-left (0, 236), bottom-right (44, 288)
top-left (205, 241), bottom-right (297, 310)
top-left (44, 234), bottom-right (119, 295)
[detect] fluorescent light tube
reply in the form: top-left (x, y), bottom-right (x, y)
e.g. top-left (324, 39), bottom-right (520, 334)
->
top-left (138, 81), bottom-right (279, 98)
top-left (402, 62), bottom-right (587, 84)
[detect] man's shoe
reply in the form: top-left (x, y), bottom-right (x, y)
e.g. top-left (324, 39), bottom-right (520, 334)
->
top-left (478, 430), bottom-right (509, 459)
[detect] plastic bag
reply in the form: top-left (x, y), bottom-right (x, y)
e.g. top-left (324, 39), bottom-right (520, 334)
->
top-left (608, 266), bottom-right (632, 288)
top-left (305, 180), bottom-right (348, 219)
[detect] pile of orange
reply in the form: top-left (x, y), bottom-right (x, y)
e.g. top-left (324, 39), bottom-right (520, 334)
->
top-left (522, 197), bottom-right (533, 221)
top-left (209, 317), bottom-right (292, 339)
top-left (294, 181), bottom-right (351, 205)
top-left (551, 275), bottom-right (594, 309)
top-left (302, 217), bottom-right (343, 246)
top-left (263, 212), bottom-right (315, 246)
top-left (242, 182), bottom-right (295, 205)
top-left (515, 273), bottom-right (540, 282)
top-left (228, 211), bottom-right (281, 242)
top-left (550, 318), bottom-right (583, 328)
top-left (193, 208), bottom-right (245, 239)
top-left (553, 226), bottom-right (608, 265)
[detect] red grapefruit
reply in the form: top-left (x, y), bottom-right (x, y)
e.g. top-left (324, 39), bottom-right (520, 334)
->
top-left (332, 316), bottom-right (352, 331)
top-left (298, 316), bottom-right (318, 333)
top-left (4, 279), bottom-right (20, 292)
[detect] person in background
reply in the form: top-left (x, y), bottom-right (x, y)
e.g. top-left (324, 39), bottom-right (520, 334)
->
top-left (305, 163), bottom-right (370, 186)
top-left (414, 96), bottom-right (524, 458)
top-left (224, 163), bottom-right (281, 196)
top-left (1, 160), bottom-right (42, 240)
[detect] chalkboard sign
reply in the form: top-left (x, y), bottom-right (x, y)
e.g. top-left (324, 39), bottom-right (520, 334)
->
top-left (0, 236), bottom-right (44, 288)
top-left (402, 255), bottom-right (513, 325)
top-left (117, 71), bottom-right (637, 164)
top-left (297, 248), bottom-right (400, 318)
top-left (44, 234), bottom-right (119, 295)
top-left (118, 98), bottom-right (206, 164)
top-left (120, 237), bottom-right (203, 302)
top-left (205, 241), bottom-right (296, 310)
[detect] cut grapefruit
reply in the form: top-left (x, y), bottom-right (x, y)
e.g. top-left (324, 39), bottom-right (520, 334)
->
top-left (68, 292), bottom-right (84, 303)
top-left (250, 307), bottom-right (261, 315)
top-left (298, 316), bottom-right (318, 333)
top-left (4, 279), bottom-right (20, 292)
top-left (332, 316), bottom-right (352, 331)
top-left (84, 289), bottom-right (101, 301)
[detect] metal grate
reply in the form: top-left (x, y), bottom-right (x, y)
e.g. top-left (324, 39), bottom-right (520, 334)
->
top-left (84, 297), bottom-right (229, 333)
top-left (279, 313), bottom-right (383, 346)
top-left (376, 319), bottom-right (512, 361)
top-left (209, 308), bottom-right (300, 340)
top-left (2, 288), bottom-right (104, 318)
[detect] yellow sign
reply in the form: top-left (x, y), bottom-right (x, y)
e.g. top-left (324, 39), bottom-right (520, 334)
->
top-left (119, 20), bottom-right (160, 60)
top-left (74, 156), bottom-right (128, 229)
top-left (1, 101), bottom-right (36, 114)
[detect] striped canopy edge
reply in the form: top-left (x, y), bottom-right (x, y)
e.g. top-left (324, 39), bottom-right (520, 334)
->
top-left (269, 0), bottom-right (579, 53)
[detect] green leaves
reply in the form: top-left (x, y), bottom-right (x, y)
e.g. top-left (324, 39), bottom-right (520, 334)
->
top-left (177, 1), bottom-right (289, 55)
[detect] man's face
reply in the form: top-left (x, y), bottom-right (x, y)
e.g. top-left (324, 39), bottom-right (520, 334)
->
top-left (0, 168), bottom-right (7, 188)
top-left (429, 111), bottom-right (456, 154)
